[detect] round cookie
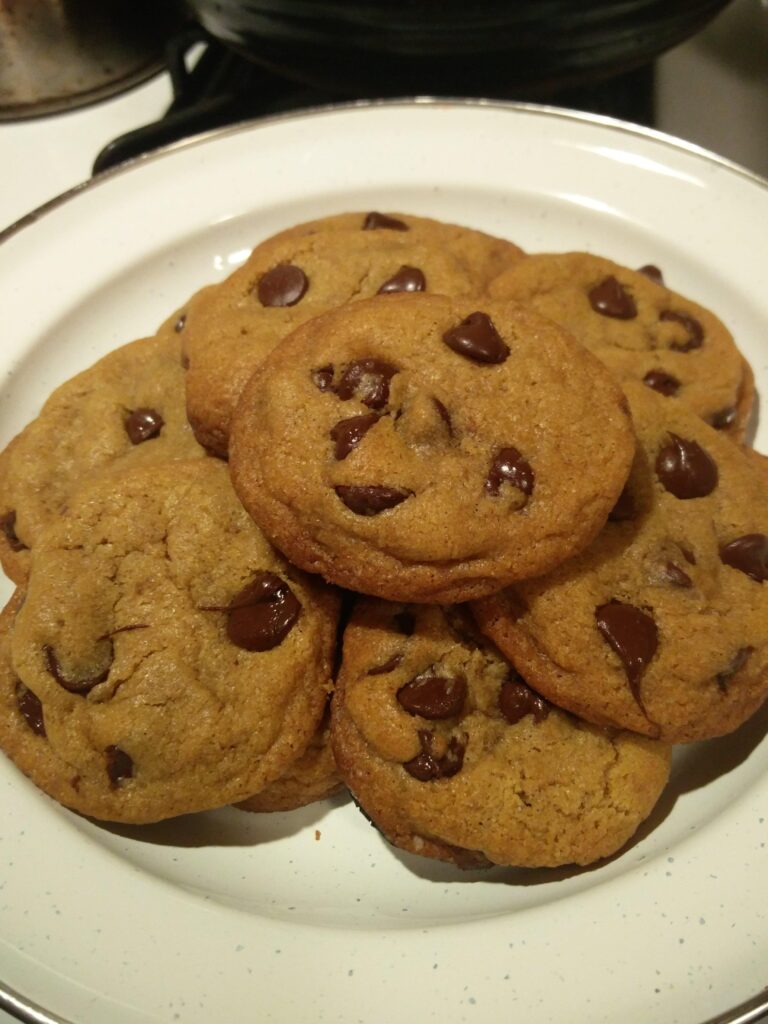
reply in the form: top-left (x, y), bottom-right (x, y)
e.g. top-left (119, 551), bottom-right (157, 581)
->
top-left (4, 459), bottom-right (340, 823)
top-left (179, 227), bottom-right (493, 457)
top-left (0, 332), bottom-right (203, 584)
top-left (229, 292), bottom-right (636, 604)
top-left (473, 382), bottom-right (768, 743)
top-left (331, 600), bottom-right (671, 870)
top-left (488, 252), bottom-right (751, 440)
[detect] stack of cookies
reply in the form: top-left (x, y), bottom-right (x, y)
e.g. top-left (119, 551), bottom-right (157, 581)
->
top-left (0, 210), bottom-right (766, 872)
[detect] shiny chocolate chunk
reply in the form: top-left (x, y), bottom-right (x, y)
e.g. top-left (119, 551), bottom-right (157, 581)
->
top-left (485, 447), bottom-right (534, 501)
top-left (174, 313), bottom-right (187, 333)
top-left (404, 730), bottom-right (465, 782)
top-left (335, 484), bottom-right (412, 515)
top-left (311, 364), bottom-right (335, 392)
top-left (257, 263), bottom-right (308, 307)
top-left (443, 311), bottom-right (509, 364)
top-left (715, 647), bottom-right (754, 692)
top-left (595, 600), bottom-right (658, 700)
top-left (105, 745), bottom-right (133, 786)
top-left (0, 510), bottom-right (27, 552)
top-left (397, 669), bottom-right (467, 719)
top-left (330, 412), bottom-right (380, 460)
top-left (643, 369), bottom-right (681, 397)
top-left (15, 682), bottom-right (45, 737)
top-left (655, 434), bottom-right (718, 499)
top-left (499, 676), bottom-right (549, 725)
top-left (608, 485), bottom-right (636, 522)
top-left (719, 534), bottom-right (768, 582)
top-left (125, 407), bottom-right (164, 445)
top-left (335, 359), bottom-right (397, 410)
top-left (377, 265), bottom-right (426, 294)
top-left (663, 561), bottom-right (693, 588)
top-left (638, 264), bottom-right (664, 285)
top-left (225, 573), bottom-right (301, 651)
top-left (44, 642), bottom-right (112, 694)
top-left (588, 276), bottom-right (637, 319)
top-left (362, 211), bottom-right (408, 231)
top-left (660, 309), bottom-right (704, 352)
top-left (392, 610), bottom-right (415, 635)
top-left (708, 406), bottom-right (737, 431)
top-left (367, 653), bottom-right (403, 676)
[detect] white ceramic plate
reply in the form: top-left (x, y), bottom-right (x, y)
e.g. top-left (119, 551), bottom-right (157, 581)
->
top-left (1, 101), bottom-right (767, 1024)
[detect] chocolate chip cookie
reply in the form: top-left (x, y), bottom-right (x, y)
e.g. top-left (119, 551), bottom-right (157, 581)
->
top-left (331, 600), bottom-right (671, 869)
top-left (179, 227), bottom-right (493, 456)
top-left (473, 382), bottom-right (768, 743)
top-left (488, 252), bottom-right (751, 440)
top-left (229, 292), bottom-right (635, 604)
top-left (0, 333), bottom-right (202, 584)
top-left (2, 459), bottom-right (340, 823)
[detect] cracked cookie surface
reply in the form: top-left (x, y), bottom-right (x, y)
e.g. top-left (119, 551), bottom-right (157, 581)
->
top-left (2, 459), bottom-right (339, 823)
top-left (330, 599), bottom-right (671, 869)
top-left (229, 292), bottom-right (635, 603)
top-left (473, 382), bottom-right (768, 743)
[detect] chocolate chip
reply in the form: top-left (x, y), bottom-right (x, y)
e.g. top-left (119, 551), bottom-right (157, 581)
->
top-left (608, 485), bottom-right (635, 522)
top-left (433, 398), bottom-right (453, 434)
top-left (124, 407), bottom-right (164, 445)
top-left (0, 510), bottom-right (27, 552)
top-left (44, 643), bottom-right (112, 694)
top-left (256, 263), bottom-right (308, 307)
top-left (311, 365), bottom-right (335, 392)
top-left (367, 653), bottom-right (403, 676)
top-left (485, 447), bottom-right (535, 501)
top-left (595, 600), bottom-right (658, 701)
top-left (377, 265), bottom-right (426, 294)
top-left (15, 682), bottom-right (45, 737)
top-left (715, 647), bottom-right (754, 692)
top-left (397, 670), bottom-right (467, 719)
top-left (681, 546), bottom-right (697, 565)
top-left (638, 264), bottom-right (664, 285)
top-left (643, 369), bottom-right (681, 397)
top-left (404, 731), bottom-right (465, 781)
top-left (442, 312), bottom-right (509, 364)
top-left (660, 310), bottom-right (704, 352)
top-left (105, 745), bottom-right (133, 787)
top-left (708, 406), bottom-right (737, 430)
top-left (499, 676), bottom-right (549, 725)
top-left (663, 561), bottom-right (693, 588)
top-left (335, 485), bottom-right (412, 515)
top-left (362, 211), bottom-right (408, 231)
top-left (330, 412), bottom-right (380, 460)
top-left (655, 434), bottom-right (718, 499)
top-left (588, 276), bottom-right (637, 319)
top-left (335, 359), bottom-right (397, 410)
top-left (174, 313), bottom-right (187, 333)
top-left (181, 353), bottom-right (190, 370)
top-left (224, 573), bottom-right (301, 651)
top-left (393, 611), bottom-right (415, 635)
top-left (720, 534), bottom-right (768, 582)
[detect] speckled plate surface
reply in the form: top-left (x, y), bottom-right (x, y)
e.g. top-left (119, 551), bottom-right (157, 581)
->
top-left (0, 101), bottom-right (767, 1024)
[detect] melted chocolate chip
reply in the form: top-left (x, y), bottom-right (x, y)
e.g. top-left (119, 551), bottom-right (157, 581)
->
top-left (367, 653), bottom-right (403, 676)
top-left (588, 276), bottom-right (637, 319)
top-left (499, 676), bottom-right (549, 725)
top-left (403, 731), bottom-right (465, 781)
top-left (708, 406), bottom-right (737, 431)
top-left (0, 510), bottom-right (27, 552)
top-left (311, 365), bottom-right (335, 392)
top-left (44, 643), bottom-right (112, 694)
top-left (433, 398), bottom-right (453, 434)
top-left (660, 309), bottom-right (704, 352)
top-left (655, 434), bottom-right (718, 499)
top-left (442, 312), bottom-right (509, 364)
top-left (224, 573), bottom-right (301, 651)
top-left (643, 369), bottom-right (681, 397)
top-left (681, 546), bottom-right (697, 565)
top-left (638, 264), bottom-right (664, 285)
top-left (485, 447), bottom-right (535, 501)
top-left (393, 611), bottom-right (415, 635)
top-left (105, 745), bottom-right (133, 786)
top-left (377, 265), bottom-right (426, 294)
top-left (330, 412), bottom-right (380, 460)
top-left (663, 561), bottom-right (693, 588)
top-left (15, 682), bottom-right (45, 737)
top-left (397, 670), bottom-right (467, 719)
top-left (715, 647), bottom-right (754, 692)
top-left (362, 211), bottom-right (408, 231)
top-left (720, 534), bottom-right (768, 582)
top-left (125, 408), bottom-right (164, 445)
top-left (174, 313), bottom-right (187, 333)
top-left (335, 359), bottom-right (397, 410)
top-left (608, 485), bottom-right (635, 522)
top-left (595, 600), bottom-right (658, 700)
top-left (335, 485), bottom-right (412, 515)
top-left (257, 264), bottom-right (308, 307)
